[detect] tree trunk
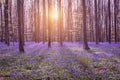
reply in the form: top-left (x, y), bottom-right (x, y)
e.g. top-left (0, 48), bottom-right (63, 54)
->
top-left (58, 0), bottom-right (63, 46)
top-left (82, 0), bottom-right (90, 50)
top-left (9, 0), bottom-right (14, 45)
top-left (34, 0), bottom-right (37, 42)
top-left (43, 0), bottom-right (46, 44)
top-left (108, 0), bottom-right (111, 44)
top-left (4, 0), bottom-right (10, 46)
top-left (48, 0), bottom-right (51, 47)
top-left (94, 0), bottom-right (99, 44)
top-left (21, 0), bottom-right (25, 46)
top-left (67, 0), bottom-right (72, 42)
top-left (37, 0), bottom-right (40, 42)
top-left (114, 0), bottom-right (117, 43)
top-left (17, 0), bottom-right (24, 52)
top-left (0, 2), bottom-right (4, 42)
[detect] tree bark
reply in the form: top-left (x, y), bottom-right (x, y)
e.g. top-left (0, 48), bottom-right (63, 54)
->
top-left (37, 0), bottom-right (40, 42)
top-left (114, 0), bottom-right (117, 43)
top-left (0, 2), bottom-right (4, 42)
top-left (67, 0), bottom-right (72, 42)
top-left (4, 0), bottom-right (10, 46)
top-left (43, 0), bottom-right (46, 44)
top-left (94, 0), bottom-right (99, 44)
top-left (17, 0), bottom-right (24, 52)
top-left (58, 0), bottom-right (63, 46)
top-left (34, 0), bottom-right (37, 42)
top-left (82, 0), bottom-right (90, 50)
top-left (48, 0), bottom-right (51, 47)
top-left (108, 0), bottom-right (111, 44)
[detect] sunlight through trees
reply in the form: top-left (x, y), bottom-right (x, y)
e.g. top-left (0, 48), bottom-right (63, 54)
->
top-left (0, 0), bottom-right (120, 50)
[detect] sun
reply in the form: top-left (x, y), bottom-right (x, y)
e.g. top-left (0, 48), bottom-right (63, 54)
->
top-left (50, 7), bottom-right (59, 20)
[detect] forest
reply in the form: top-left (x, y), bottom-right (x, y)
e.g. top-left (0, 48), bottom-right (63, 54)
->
top-left (0, 0), bottom-right (120, 80)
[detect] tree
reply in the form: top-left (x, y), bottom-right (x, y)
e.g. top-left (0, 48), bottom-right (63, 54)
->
top-left (43, 0), bottom-right (46, 44)
top-left (4, 0), bottom-right (10, 46)
top-left (58, 0), bottom-right (63, 46)
top-left (34, 0), bottom-right (38, 42)
top-left (82, 0), bottom-right (90, 50)
top-left (17, 0), bottom-right (24, 52)
top-left (0, 2), bottom-right (4, 42)
top-left (37, 0), bottom-right (40, 42)
top-left (48, 0), bottom-right (51, 47)
top-left (67, 0), bottom-right (72, 42)
top-left (9, 0), bottom-right (14, 44)
top-left (94, 0), bottom-right (99, 44)
top-left (21, 0), bottom-right (25, 46)
top-left (88, 0), bottom-right (94, 42)
top-left (114, 0), bottom-right (119, 43)
top-left (105, 1), bottom-right (108, 42)
top-left (108, 0), bottom-right (111, 44)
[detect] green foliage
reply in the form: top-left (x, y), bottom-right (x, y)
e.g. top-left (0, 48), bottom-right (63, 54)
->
top-left (31, 76), bottom-right (42, 80)
top-left (0, 43), bottom-right (120, 80)
top-left (79, 56), bottom-right (92, 70)
top-left (0, 57), bottom-right (16, 67)
top-left (24, 64), bottom-right (32, 70)
top-left (94, 64), bottom-right (101, 69)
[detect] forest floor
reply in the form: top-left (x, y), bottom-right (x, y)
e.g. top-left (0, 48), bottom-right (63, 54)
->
top-left (0, 42), bottom-right (120, 80)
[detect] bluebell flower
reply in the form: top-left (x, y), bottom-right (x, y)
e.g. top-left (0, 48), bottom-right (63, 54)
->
top-left (10, 71), bottom-right (16, 77)
top-left (91, 78), bottom-right (95, 80)
top-left (29, 60), bottom-right (33, 65)
top-left (86, 71), bottom-right (92, 76)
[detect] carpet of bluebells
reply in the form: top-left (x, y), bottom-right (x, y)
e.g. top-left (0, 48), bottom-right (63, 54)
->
top-left (0, 42), bottom-right (120, 80)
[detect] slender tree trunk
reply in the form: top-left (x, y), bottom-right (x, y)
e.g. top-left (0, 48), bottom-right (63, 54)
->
top-left (67, 0), bottom-right (72, 42)
top-left (58, 0), bottom-right (63, 46)
top-left (34, 0), bottom-right (37, 42)
top-left (21, 0), bottom-right (25, 45)
top-left (37, 0), bottom-right (40, 42)
top-left (4, 0), bottom-right (10, 46)
top-left (98, 0), bottom-right (101, 42)
top-left (114, 0), bottom-right (117, 43)
top-left (43, 0), bottom-right (46, 44)
top-left (82, 0), bottom-right (90, 50)
top-left (88, 1), bottom-right (93, 42)
top-left (48, 0), bottom-right (51, 47)
top-left (17, 0), bottom-right (24, 52)
top-left (0, 2), bottom-right (4, 42)
top-left (108, 0), bottom-right (111, 44)
top-left (105, 8), bottom-right (108, 42)
top-left (32, 0), bottom-right (34, 41)
top-left (94, 0), bottom-right (99, 44)
top-left (9, 0), bottom-right (14, 45)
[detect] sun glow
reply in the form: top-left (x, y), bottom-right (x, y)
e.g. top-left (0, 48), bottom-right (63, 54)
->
top-left (50, 7), bottom-right (59, 20)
